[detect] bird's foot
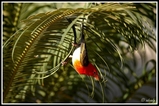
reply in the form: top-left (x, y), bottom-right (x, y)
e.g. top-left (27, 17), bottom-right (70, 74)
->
top-left (61, 61), bottom-right (68, 66)
top-left (61, 55), bottom-right (72, 66)
top-left (72, 43), bottom-right (79, 47)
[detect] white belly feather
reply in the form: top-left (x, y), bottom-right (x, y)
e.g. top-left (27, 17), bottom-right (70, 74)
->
top-left (72, 47), bottom-right (80, 65)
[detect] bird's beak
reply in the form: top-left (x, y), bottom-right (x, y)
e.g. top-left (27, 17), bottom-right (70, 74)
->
top-left (94, 76), bottom-right (100, 81)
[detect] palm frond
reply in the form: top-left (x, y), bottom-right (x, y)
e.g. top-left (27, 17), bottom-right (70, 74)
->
top-left (3, 3), bottom-right (156, 103)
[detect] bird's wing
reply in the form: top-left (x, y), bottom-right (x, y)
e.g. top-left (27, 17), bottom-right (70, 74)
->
top-left (80, 42), bottom-right (89, 66)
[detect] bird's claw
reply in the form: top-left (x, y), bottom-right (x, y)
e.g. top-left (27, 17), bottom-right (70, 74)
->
top-left (61, 55), bottom-right (72, 66)
top-left (61, 61), bottom-right (68, 66)
top-left (72, 43), bottom-right (79, 47)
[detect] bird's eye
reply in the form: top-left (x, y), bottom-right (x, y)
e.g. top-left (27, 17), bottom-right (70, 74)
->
top-left (93, 71), bottom-right (97, 75)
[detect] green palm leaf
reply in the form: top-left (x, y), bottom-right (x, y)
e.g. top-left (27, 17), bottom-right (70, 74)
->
top-left (3, 2), bottom-right (156, 103)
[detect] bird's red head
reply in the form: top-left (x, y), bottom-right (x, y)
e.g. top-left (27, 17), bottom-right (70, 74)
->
top-left (85, 63), bottom-right (100, 80)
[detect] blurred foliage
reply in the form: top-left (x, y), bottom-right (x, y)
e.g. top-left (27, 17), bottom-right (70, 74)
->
top-left (3, 2), bottom-right (156, 103)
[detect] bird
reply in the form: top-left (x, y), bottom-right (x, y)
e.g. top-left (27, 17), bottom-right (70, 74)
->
top-left (71, 21), bottom-right (100, 80)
